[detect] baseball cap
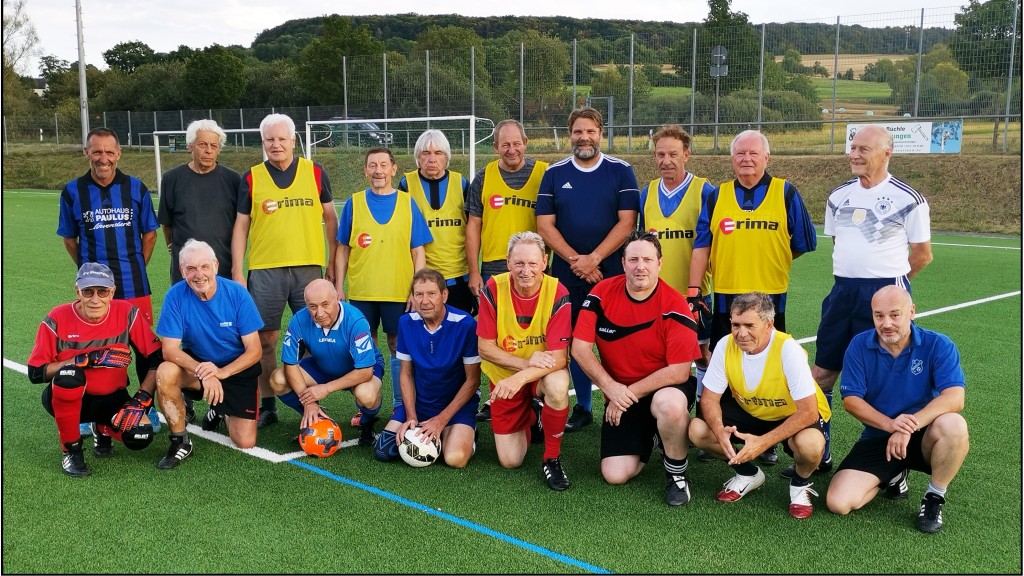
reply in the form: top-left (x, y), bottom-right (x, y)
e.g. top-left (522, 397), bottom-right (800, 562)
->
top-left (76, 262), bottom-right (115, 288)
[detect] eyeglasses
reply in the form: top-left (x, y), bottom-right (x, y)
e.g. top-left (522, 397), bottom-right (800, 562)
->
top-left (80, 287), bottom-right (113, 298)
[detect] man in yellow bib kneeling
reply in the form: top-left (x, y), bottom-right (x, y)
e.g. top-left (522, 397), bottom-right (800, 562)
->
top-left (689, 292), bottom-right (830, 519)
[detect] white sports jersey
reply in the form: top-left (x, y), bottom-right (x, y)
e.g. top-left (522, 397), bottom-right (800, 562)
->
top-left (824, 174), bottom-right (930, 278)
top-left (703, 330), bottom-right (817, 400)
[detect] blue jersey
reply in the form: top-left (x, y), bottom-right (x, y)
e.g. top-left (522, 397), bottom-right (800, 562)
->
top-left (281, 301), bottom-right (385, 378)
top-left (156, 278), bottom-right (263, 367)
top-left (840, 325), bottom-right (966, 440)
top-left (337, 190), bottom-right (433, 247)
top-left (536, 154), bottom-right (640, 288)
top-left (396, 306), bottom-right (481, 412)
top-left (57, 170), bottom-right (160, 299)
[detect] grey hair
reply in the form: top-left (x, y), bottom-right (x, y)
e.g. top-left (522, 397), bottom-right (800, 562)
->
top-left (178, 238), bottom-right (217, 266)
top-left (506, 231), bottom-right (547, 259)
top-left (260, 113), bottom-right (295, 139)
top-left (730, 292), bottom-right (776, 324)
top-left (186, 119), bottom-right (227, 147)
top-left (413, 129), bottom-right (451, 169)
top-left (493, 119), bottom-right (527, 144)
top-left (730, 129), bottom-right (770, 156)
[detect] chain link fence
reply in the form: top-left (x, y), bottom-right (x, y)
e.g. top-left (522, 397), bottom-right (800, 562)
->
top-left (4, 5), bottom-right (1020, 155)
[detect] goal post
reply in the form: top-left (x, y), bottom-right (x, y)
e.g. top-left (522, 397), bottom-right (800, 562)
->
top-left (303, 115), bottom-right (495, 182)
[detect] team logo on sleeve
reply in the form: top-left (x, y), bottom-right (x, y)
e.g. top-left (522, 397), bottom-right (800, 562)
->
top-left (357, 233), bottom-right (372, 248)
top-left (354, 332), bottom-right (373, 354)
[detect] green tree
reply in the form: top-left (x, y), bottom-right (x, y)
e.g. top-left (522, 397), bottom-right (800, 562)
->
top-left (240, 59), bottom-right (308, 107)
top-left (781, 49), bottom-right (805, 73)
top-left (102, 41), bottom-right (156, 74)
top-left (181, 45), bottom-right (247, 108)
top-left (862, 58), bottom-right (896, 83)
top-left (95, 61), bottom-right (185, 111)
top-left (3, 0), bottom-right (40, 115)
top-left (949, 0), bottom-right (1022, 79)
top-left (297, 16), bottom-right (384, 106)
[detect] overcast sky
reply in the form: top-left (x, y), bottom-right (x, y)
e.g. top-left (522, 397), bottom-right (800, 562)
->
top-left (21, 0), bottom-right (963, 75)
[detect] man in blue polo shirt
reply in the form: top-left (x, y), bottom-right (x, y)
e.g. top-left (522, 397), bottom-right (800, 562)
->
top-left (268, 279), bottom-right (385, 446)
top-left (826, 286), bottom-right (969, 534)
top-left (374, 268), bottom-right (481, 468)
top-left (536, 106), bottom-right (640, 432)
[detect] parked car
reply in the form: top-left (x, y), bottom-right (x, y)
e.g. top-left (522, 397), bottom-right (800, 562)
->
top-left (313, 118), bottom-right (394, 148)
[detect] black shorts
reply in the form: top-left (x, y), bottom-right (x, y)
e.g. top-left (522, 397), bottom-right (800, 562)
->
top-left (42, 385), bottom-right (130, 424)
top-left (182, 352), bottom-right (262, 420)
top-left (445, 277), bottom-right (479, 317)
top-left (836, 428), bottom-right (932, 485)
top-left (600, 378), bottom-right (696, 463)
top-left (715, 392), bottom-right (826, 458)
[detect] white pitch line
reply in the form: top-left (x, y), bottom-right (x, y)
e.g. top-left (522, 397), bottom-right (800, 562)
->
top-left (794, 290), bottom-right (1021, 344)
top-left (814, 234), bottom-right (1020, 250)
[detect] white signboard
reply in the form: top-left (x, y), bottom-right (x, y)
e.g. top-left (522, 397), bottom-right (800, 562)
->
top-left (846, 120), bottom-right (962, 154)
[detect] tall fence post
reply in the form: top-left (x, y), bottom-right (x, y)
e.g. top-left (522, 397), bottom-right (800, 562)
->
top-left (342, 56), bottom-right (349, 120)
top-left (127, 111), bottom-right (133, 148)
top-left (471, 46), bottom-right (476, 118)
top-left (830, 16), bottom-right (841, 153)
top-left (383, 53), bottom-right (389, 119)
top-left (690, 28), bottom-right (697, 138)
top-left (913, 8), bottom-right (925, 117)
top-left (519, 43), bottom-right (525, 123)
top-left (425, 49), bottom-right (431, 121)
top-left (55, 113), bottom-right (60, 150)
top-left (239, 109), bottom-right (245, 147)
top-left (758, 24), bottom-right (766, 130)
top-left (572, 39), bottom-right (578, 108)
top-left (1003, 0), bottom-right (1019, 154)
top-left (628, 33), bottom-right (635, 151)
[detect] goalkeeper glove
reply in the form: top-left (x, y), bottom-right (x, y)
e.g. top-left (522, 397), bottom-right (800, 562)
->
top-left (685, 287), bottom-right (712, 331)
top-left (111, 390), bottom-right (154, 432)
top-left (74, 347), bottom-right (132, 369)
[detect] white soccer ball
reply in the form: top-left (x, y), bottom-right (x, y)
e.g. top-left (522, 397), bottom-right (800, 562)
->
top-left (398, 428), bottom-right (441, 468)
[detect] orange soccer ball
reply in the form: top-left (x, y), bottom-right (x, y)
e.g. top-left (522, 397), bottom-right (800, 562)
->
top-left (298, 418), bottom-right (343, 458)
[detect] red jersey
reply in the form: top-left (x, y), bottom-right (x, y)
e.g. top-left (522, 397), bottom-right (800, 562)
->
top-left (477, 275), bottom-right (572, 351)
top-left (28, 300), bottom-right (161, 395)
top-left (573, 276), bottom-right (700, 385)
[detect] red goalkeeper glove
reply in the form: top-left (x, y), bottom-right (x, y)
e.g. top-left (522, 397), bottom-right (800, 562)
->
top-left (111, 390), bottom-right (154, 432)
top-left (74, 347), bottom-right (131, 369)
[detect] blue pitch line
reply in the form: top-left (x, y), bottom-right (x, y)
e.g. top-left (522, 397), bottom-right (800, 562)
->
top-left (289, 459), bottom-right (612, 574)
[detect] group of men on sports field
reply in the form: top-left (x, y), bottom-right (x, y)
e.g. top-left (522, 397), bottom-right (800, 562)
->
top-left (32, 108), bottom-right (967, 533)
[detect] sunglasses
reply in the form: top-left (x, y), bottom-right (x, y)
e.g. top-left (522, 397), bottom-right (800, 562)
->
top-left (80, 287), bottom-right (113, 298)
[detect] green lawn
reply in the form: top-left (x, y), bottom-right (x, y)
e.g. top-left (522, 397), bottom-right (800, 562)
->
top-left (812, 77), bottom-right (893, 101)
top-left (2, 189), bottom-right (1020, 573)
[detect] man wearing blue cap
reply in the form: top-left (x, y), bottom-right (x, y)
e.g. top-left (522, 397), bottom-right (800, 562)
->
top-left (27, 262), bottom-right (163, 476)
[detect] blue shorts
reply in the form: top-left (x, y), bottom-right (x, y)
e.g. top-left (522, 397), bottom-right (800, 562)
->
top-left (299, 355), bottom-right (385, 384)
top-left (814, 276), bottom-right (910, 371)
top-left (391, 391), bottom-right (480, 430)
top-left (350, 300), bottom-right (406, 338)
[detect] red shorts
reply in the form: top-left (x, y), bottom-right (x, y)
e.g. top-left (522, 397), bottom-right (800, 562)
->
top-left (124, 295), bottom-right (153, 325)
top-left (490, 380), bottom-right (540, 435)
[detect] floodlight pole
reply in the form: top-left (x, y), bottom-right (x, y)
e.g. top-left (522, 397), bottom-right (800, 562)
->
top-left (75, 0), bottom-right (90, 144)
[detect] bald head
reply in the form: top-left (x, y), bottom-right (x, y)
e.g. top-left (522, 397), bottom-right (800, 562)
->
top-left (871, 285), bottom-right (915, 347)
top-left (304, 279), bottom-right (341, 328)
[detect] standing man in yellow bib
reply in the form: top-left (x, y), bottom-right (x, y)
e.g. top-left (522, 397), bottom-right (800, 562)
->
top-left (335, 147), bottom-right (432, 417)
top-left (230, 113), bottom-right (339, 430)
top-left (687, 130), bottom-right (817, 466)
top-left (466, 119), bottom-right (549, 422)
top-left (398, 129), bottom-right (476, 316)
top-left (639, 125), bottom-right (717, 393)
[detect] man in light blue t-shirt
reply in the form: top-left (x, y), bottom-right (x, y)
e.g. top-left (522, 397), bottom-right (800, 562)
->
top-left (155, 239), bottom-right (264, 470)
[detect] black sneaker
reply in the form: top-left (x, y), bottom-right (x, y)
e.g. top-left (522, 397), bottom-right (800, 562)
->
top-left (201, 408), bottom-right (223, 432)
top-left (758, 445), bottom-right (779, 465)
top-left (476, 402), bottom-right (492, 422)
top-left (61, 440), bottom-right (90, 477)
top-left (916, 492), bottom-right (945, 533)
top-left (563, 405), bottom-right (593, 433)
top-left (184, 397), bottom-right (196, 424)
top-left (529, 398), bottom-right (544, 445)
top-left (885, 469), bottom-right (910, 500)
top-left (780, 453), bottom-right (833, 479)
top-left (542, 457), bottom-right (570, 491)
top-left (157, 436), bottom-right (193, 470)
top-left (666, 472), bottom-right (692, 506)
top-left (256, 409), bottom-right (279, 429)
top-left (91, 424), bottom-right (114, 458)
top-left (358, 417), bottom-right (379, 447)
